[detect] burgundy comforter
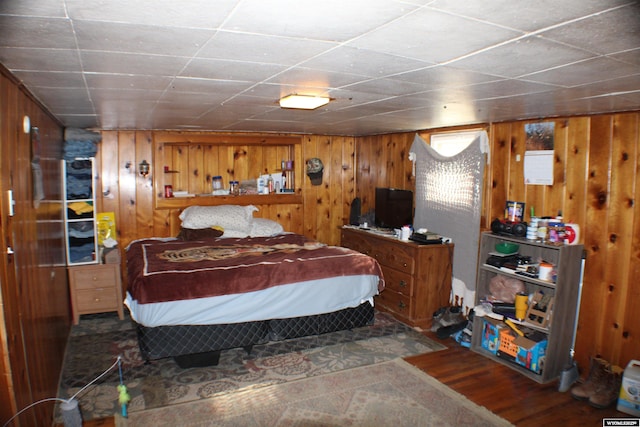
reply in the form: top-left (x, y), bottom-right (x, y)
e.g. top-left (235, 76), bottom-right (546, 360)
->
top-left (127, 233), bottom-right (384, 304)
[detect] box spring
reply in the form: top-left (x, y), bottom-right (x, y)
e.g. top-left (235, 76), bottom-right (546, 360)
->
top-left (134, 302), bottom-right (374, 368)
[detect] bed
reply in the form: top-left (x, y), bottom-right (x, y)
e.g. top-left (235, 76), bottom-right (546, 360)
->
top-left (124, 206), bottom-right (385, 367)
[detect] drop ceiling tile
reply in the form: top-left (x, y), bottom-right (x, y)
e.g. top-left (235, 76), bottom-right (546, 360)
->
top-left (65, 0), bottom-right (240, 28)
top-left (388, 65), bottom-right (498, 89)
top-left (56, 114), bottom-right (99, 129)
top-left (610, 48), bottom-right (640, 66)
top-left (197, 32), bottom-right (336, 65)
top-left (158, 90), bottom-right (229, 106)
top-left (80, 51), bottom-right (190, 76)
top-left (0, 16), bottom-right (76, 49)
top-left (351, 7), bottom-right (521, 63)
top-left (33, 88), bottom-right (93, 113)
top-left (0, 0), bottom-right (67, 17)
top-left (73, 20), bottom-right (214, 56)
top-left (341, 77), bottom-right (432, 97)
top-left (90, 89), bottom-right (164, 103)
top-left (85, 74), bottom-right (173, 91)
top-left (450, 36), bottom-right (595, 78)
top-left (264, 67), bottom-right (366, 91)
top-left (167, 77), bottom-right (254, 95)
top-left (12, 70), bottom-right (85, 88)
top-left (181, 58), bottom-right (287, 82)
top-left (428, 0), bottom-right (632, 32)
top-left (221, 0), bottom-right (420, 41)
top-left (300, 46), bottom-right (433, 78)
top-left (523, 57), bottom-right (640, 87)
top-left (0, 48), bottom-right (81, 72)
top-left (539, 3), bottom-right (640, 55)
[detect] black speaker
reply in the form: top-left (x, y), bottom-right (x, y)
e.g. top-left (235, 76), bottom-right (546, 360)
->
top-left (491, 218), bottom-right (527, 237)
top-left (349, 197), bottom-right (361, 225)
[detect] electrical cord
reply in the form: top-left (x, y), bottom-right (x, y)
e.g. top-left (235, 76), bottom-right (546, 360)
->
top-left (2, 356), bottom-right (122, 427)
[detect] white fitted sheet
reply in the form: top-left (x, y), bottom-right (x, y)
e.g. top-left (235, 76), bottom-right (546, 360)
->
top-left (125, 274), bottom-right (380, 327)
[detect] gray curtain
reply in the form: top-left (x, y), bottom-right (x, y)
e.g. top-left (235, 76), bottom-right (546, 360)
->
top-left (410, 132), bottom-right (488, 309)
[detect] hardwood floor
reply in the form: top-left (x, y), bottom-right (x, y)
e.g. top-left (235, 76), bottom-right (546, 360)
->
top-left (407, 330), bottom-right (624, 426)
top-left (76, 330), bottom-right (625, 427)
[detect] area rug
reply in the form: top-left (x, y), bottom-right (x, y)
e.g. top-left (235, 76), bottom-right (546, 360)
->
top-left (57, 310), bottom-right (446, 422)
top-left (115, 358), bottom-right (512, 427)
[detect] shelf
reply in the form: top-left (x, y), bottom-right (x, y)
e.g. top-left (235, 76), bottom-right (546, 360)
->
top-left (156, 193), bottom-right (302, 209)
top-left (480, 264), bottom-right (557, 289)
top-left (471, 231), bottom-right (584, 384)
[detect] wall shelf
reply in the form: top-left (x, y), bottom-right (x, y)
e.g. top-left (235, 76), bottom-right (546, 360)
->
top-left (156, 193), bottom-right (302, 209)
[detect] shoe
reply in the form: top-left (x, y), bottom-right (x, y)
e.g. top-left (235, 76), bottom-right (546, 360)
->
top-left (431, 306), bottom-right (465, 331)
top-left (436, 319), bottom-right (467, 339)
top-left (570, 357), bottom-right (610, 401)
top-left (589, 364), bottom-right (624, 408)
top-left (431, 306), bottom-right (448, 331)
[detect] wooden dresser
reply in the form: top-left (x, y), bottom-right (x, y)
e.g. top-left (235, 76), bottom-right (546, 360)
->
top-left (68, 263), bottom-right (124, 324)
top-left (341, 227), bottom-right (454, 329)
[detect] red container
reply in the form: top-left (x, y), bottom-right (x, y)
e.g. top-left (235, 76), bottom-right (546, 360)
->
top-left (164, 185), bottom-right (173, 198)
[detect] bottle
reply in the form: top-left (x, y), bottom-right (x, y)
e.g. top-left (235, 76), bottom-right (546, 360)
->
top-left (267, 174), bottom-right (274, 193)
top-left (212, 175), bottom-right (223, 191)
top-left (229, 180), bottom-right (239, 195)
top-left (281, 169), bottom-right (287, 191)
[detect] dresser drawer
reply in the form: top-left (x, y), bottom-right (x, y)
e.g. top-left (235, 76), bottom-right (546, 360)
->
top-left (76, 288), bottom-right (119, 310)
top-left (381, 266), bottom-right (413, 296)
top-left (373, 243), bottom-right (414, 273)
top-left (71, 265), bottom-right (118, 290)
top-left (341, 230), bottom-right (374, 256)
top-left (376, 290), bottom-right (411, 317)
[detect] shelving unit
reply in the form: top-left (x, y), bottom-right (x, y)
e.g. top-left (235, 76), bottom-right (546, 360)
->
top-left (152, 134), bottom-right (303, 209)
top-left (470, 231), bottom-right (584, 383)
top-left (63, 157), bottom-right (98, 265)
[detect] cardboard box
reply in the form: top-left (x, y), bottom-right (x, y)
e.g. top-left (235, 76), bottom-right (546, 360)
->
top-left (513, 335), bottom-right (547, 374)
top-left (480, 317), bottom-right (503, 355)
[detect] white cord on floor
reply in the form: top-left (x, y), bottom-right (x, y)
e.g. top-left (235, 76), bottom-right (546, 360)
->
top-left (2, 356), bottom-right (121, 427)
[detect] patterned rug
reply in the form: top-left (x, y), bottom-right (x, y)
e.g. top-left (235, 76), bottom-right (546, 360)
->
top-left (56, 310), bottom-right (446, 422)
top-left (115, 359), bottom-right (513, 427)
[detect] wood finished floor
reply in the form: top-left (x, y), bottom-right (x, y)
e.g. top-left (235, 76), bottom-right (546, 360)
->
top-left (73, 330), bottom-right (624, 427)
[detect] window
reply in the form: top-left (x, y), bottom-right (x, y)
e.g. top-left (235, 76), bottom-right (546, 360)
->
top-left (430, 130), bottom-right (483, 157)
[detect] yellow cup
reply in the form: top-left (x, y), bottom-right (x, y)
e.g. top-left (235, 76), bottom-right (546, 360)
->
top-left (515, 293), bottom-right (528, 320)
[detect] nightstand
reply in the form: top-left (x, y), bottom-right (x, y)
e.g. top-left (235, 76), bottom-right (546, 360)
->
top-left (68, 263), bottom-right (124, 324)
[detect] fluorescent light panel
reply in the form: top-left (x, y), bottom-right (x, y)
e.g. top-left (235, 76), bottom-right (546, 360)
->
top-left (279, 94), bottom-right (330, 110)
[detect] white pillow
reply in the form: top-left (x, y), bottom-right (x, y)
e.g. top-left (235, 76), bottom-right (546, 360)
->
top-left (179, 205), bottom-right (258, 231)
top-left (222, 229), bottom-right (250, 238)
top-left (250, 218), bottom-right (284, 237)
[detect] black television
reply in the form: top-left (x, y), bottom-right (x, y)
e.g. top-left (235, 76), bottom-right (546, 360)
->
top-left (374, 187), bottom-right (413, 229)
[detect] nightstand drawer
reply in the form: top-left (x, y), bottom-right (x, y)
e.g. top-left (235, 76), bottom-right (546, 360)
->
top-left (71, 265), bottom-right (118, 290)
top-left (76, 288), bottom-right (119, 310)
top-left (68, 263), bottom-right (124, 324)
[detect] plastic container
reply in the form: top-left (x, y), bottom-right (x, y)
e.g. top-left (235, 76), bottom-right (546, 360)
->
top-left (229, 180), bottom-right (239, 196)
top-left (212, 175), bottom-right (223, 191)
top-left (618, 360), bottom-right (640, 416)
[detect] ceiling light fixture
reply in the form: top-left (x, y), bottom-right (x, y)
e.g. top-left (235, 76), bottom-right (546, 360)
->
top-left (279, 94), bottom-right (330, 110)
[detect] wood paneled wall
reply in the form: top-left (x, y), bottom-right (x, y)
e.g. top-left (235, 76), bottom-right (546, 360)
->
top-left (0, 67), bottom-right (67, 426)
top-left (96, 132), bottom-right (356, 251)
top-left (354, 116), bottom-right (640, 371)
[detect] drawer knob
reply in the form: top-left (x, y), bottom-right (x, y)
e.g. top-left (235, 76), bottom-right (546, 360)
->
top-left (398, 301), bottom-right (406, 309)
top-left (92, 276), bottom-right (97, 281)
top-left (402, 262), bottom-right (408, 268)
top-left (94, 298), bottom-right (100, 302)
top-left (399, 280), bottom-right (407, 288)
